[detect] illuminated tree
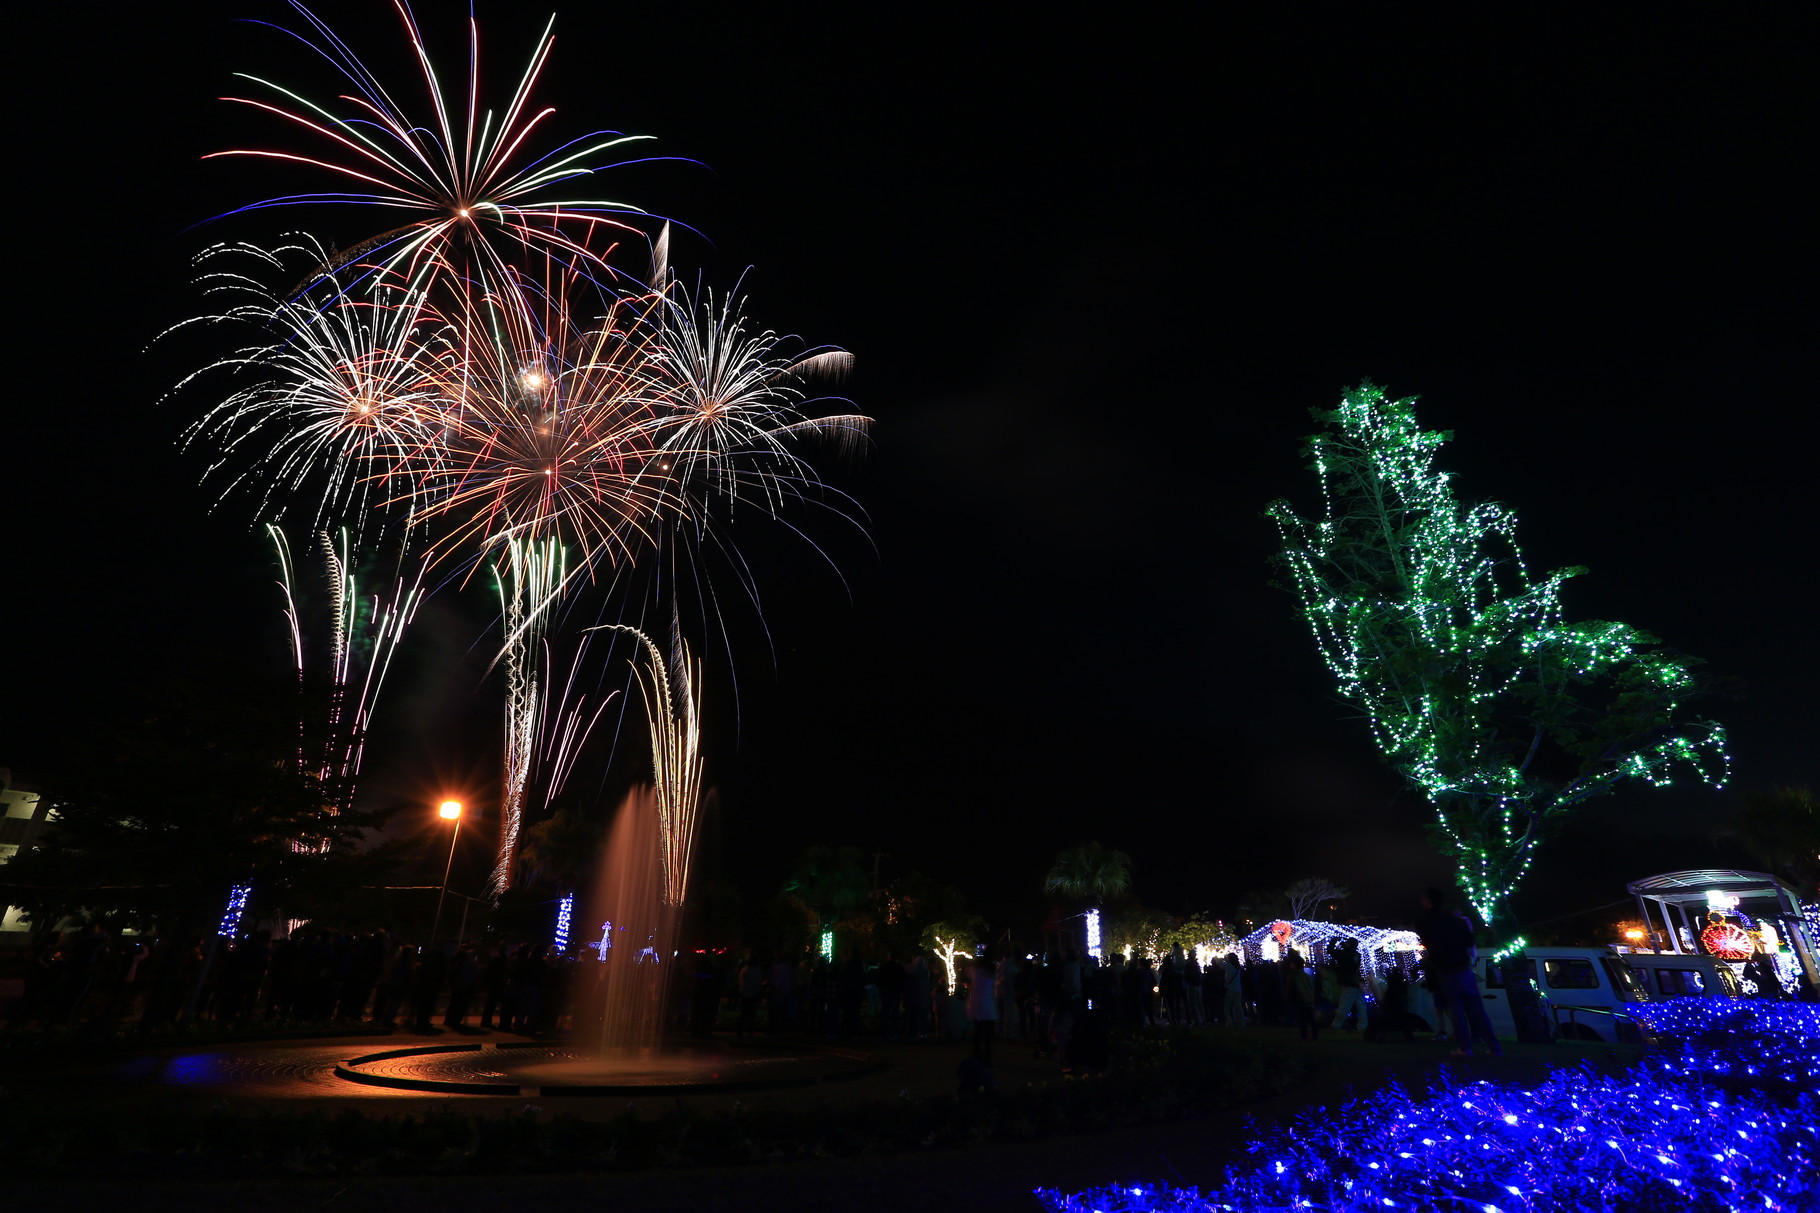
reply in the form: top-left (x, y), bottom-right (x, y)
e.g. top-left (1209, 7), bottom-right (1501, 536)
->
top-left (921, 916), bottom-right (987, 994)
top-left (1045, 842), bottom-right (1133, 958)
top-left (1268, 384), bottom-right (1728, 940)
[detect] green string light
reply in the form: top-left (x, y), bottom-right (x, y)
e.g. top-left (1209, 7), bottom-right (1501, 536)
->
top-left (1269, 384), bottom-right (1729, 931)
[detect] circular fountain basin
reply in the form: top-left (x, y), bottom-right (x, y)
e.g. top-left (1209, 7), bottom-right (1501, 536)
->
top-left (336, 1037), bottom-right (880, 1096)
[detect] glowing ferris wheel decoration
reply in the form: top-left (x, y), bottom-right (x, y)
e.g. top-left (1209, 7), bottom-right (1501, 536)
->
top-left (1700, 913), bottom-right (1753, 962)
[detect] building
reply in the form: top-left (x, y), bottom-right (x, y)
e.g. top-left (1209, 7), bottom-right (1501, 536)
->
top-left (1, 768), bottom-right (55, 943)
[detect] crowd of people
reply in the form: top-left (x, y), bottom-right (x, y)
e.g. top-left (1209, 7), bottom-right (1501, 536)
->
top-left (12, 920), bottom-right (1399, 1049)
top-left (11, 890), bottom-right (1649, 1053)
top-left (8, 925), bottom-right (590, 1035)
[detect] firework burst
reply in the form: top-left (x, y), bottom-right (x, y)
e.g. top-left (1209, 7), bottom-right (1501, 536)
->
top-left (209, 1), bottom-right (657, 298)
top-left (181, 4), bottom-right (868, 900)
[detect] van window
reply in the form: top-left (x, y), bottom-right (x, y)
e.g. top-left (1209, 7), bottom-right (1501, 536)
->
top-left (1654, 968), bottom-right (1705, 996)
top-left (1483, 959), bottom-right (1534, 990)
top-left (1603, 958), bottom-right (1648, 999)
top-left (1543, 958), bottom-right (1600, 989)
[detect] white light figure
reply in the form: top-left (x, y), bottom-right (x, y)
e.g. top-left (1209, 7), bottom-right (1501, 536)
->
top-left (597, 919), bottom-right (613, 962)
top-left (1085, 907), bottom-right (1103, 960)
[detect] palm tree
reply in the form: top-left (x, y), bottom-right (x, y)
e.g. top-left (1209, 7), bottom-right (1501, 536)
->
top-left (1044, 842), bottom-right (1133, 955)
top-left (1716, 787), bottom-right (1820, 896)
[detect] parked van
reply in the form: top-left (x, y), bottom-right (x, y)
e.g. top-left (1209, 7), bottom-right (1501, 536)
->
top-left (1621, 951), bottom-right (1744, 1000)
top-left (1469, 947), bottom-right (1652, 1044)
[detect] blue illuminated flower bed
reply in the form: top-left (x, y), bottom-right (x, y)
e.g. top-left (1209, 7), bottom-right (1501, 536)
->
top-left (1036, 1002), bottom-right (1819, 1213)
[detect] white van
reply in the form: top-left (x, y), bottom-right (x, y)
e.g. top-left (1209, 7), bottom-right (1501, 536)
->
top-left (1621, 951), bottom-right (1744, 1000)
top-left (1471, 947), bottom-right (1652, 1044)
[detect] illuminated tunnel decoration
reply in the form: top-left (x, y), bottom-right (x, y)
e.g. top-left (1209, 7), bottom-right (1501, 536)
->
top-left (1238, 919), bottom-right (1424, 988)
top-left (1037, 1000), bottom-right (1819, 1213)
top-left (553, 892), bottom-right (574, 952)
top-left (218, 884), bottom-right (252, 937)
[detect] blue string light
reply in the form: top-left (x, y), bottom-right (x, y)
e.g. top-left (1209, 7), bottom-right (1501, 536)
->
top-left (217, 883), bottom-right (252, 937)
top-left (553, 892), bottom-right (573, 953)
top-left (1036, 999), bottom-right (1819, 1212)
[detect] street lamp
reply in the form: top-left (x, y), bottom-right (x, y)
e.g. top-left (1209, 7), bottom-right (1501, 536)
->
top-left (431, 800), bottom-right (463, 945)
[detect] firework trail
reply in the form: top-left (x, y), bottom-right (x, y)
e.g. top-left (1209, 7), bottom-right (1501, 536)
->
top-left (269, 524), bottom-right (425, 811)
top-left (597, 620), bottom-right (703, 908)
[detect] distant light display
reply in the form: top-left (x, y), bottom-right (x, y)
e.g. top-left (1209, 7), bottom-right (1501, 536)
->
top-left (1268, 384), bottom-right (1729, 935)
top-left (554, 893), bottom-right (574, 952)
top-left (1085, 908), bottom-right (1103, 960)
top-left (1239, 919), bottom-right (1423, 987)
top-left (218, 884), bottom-right (252, 937)
top-left (1038, 999), bottom-right (1819, 1212)
top-left (819, 927), bottom-right (835, 963)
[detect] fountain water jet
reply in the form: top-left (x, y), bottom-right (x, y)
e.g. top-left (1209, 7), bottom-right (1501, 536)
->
top-left (570, 621), bottom-right (703, 1058)
top-left (587, 784), bottom-right (677, 1056)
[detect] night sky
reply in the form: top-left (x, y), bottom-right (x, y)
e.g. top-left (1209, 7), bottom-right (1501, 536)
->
top-left (8, 4), bottom-right (1815, 936)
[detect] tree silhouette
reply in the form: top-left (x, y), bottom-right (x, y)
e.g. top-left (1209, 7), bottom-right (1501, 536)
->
top-left (1716, 786), bottom-right (1820, 897)
top-left (783, 844), bottom-right (872, 931)
top-left (1284, 877), bottom-right (1351, 921)
top-left (1043, 842), bottom-right (1134, 907)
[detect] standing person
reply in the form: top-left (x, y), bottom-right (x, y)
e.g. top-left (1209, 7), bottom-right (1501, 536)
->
top-left (1015, 955), bottom-right (1038, 1038)
top-left (904, 953), bottom-right (932, 1040)
top-left (1160, 946), bottom-right (1186, 1025)
top-left (736, 952), bottom-right (765, 1037)
top-left (412, 941), bottom-right (448, 1033)
top-left (965, 954), bottom-right (998, 1065)
top-left (1367, 967), bottom-right (1418, 1042)
top-left (444, 943), bottom-right (479, 1029)
top-left (1415, 886), bottom-right (1502, 1057)
top-left (1222, 953), bottom-right (1246, 1026)
top-left (874, 950), bottom-right (904, 1038)
top-left (375, 942), bottom-right (415, 1030)
top-left (1183, 951), bottom-right (1205, 1025)
top-left (994, 952), bottom-right (1021, 1038)
top-left (769, 954), bottom-right (800, 1033)
top-left (1333, 939), bottom-right (1367, 1030)
top-left (478, 943), bottom-right (510, 1030)
top-left (1283, 947), bottom-right (1319, 1040)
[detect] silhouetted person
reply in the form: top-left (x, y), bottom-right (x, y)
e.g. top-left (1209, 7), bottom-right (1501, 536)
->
top-left (966, 955), bottom-right (998, 1064)
top-left (1415, 887), bottom-right (1501, 1057)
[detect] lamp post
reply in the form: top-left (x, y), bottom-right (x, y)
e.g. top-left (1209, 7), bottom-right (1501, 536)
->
top-left (431, 800), bottom-right (463, 945)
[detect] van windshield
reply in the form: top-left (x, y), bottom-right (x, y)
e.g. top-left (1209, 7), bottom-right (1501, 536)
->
top-left (1543, 958), bottom-right (1600, 989)
top-left (1602, 957), bottom-right (1649, 1000)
